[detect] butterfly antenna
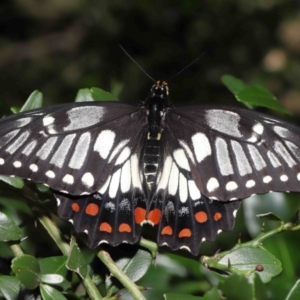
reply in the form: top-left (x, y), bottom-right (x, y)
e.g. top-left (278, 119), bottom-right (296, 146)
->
top-left (168, 49), bottom-right (211, 81)
top-left (119, 44), bottom-right (155, 82)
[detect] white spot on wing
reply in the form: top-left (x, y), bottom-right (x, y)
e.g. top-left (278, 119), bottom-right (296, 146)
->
top-left (274, 141), bottom-right (296, 167)
top-left (297, 173), bottom-right (300, 181)
top-left (263, 175), bottom-right (272, 183)
top-left (280, 174), bottom-right (288, 182)
top-left (36, 137), bottom-right (58, 160)
top-left (247, 145), bottom-right (266, 171)
top-left (226, 181), bottom-right (238, 191)
top-left (50, 134), bottom-right (76, 167)
top-left (207, 177), bottom-right (219, 192)
top-left (94, 130), bottom-right (115, 159)
top-left (267, 150), bottom-right (281, 168)
top-left (216, 137), bottom-right (234, 176)
top-left (192, 133), bottom-right (211, 162)
top-left (131, 154), bottom-right (142, 190)
top-left (168, 163), bottom-right (179, 196)
top-left (205, 109), bottom-right (242, 138)
top-left (173, 148), bottom-right (190, 171)
top-left (252, 123), bottom-right (264, 135)
top-left (178, 140), bottom-right (195, 164)
top-left (82, 172), bottom-right (94, 188)
top-left (15, 117), bottom-right (32, 127)
top-left (99, 176), bottom-right (111, 194)
top-left (29, 164), bottom-right (38, 172)
top-left (157, 156), bottom-right (172, 191)
top-left (64, 106), bottom-right (106, 131)
top-left (109, 169), bottom-right (121, 198)
top-left (63, 174), bottom-right (74, 185)
top-left (231, 140), bottom-right (252, 176)
top-left (273, 126), bottom-right (291, 139)
top-left (69, 132), bottom-right (91, 169)
top-left (6, 131), bottom-right (30, 154)
top-left (0, 158), bottom-right (4, 165)
top-left (179, 174), bottom-right (188, 203)
top-left (13, 161), bottom-right (22, 168)
top-left (115, 147), bottom-right (131, 165)
top-left (108, 139), bottom-right (130, 163)
top-left (246, 179), bottom-right (255, 188)
top-left (121, 159), bottom-right (131, 193)
top-left (43, 116), bottom-right (55, 126)
top-left (46, 170), bottom-right (55, 178)
top-left (188, 180), bottom-right (201, 200)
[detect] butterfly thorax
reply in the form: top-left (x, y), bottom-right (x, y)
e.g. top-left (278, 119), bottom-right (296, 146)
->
top-left (143, 80), bottom-right (169, 192)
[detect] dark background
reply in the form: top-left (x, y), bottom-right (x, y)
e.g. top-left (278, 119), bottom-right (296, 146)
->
top-left (1, 1), bottom-right (300, 299)
top-left (1, 1), bottom-right (300, 115)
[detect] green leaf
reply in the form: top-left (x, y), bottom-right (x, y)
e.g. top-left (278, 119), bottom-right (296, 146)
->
top-left (221, 75), bottom-right (247, 94)
top-left (11, 255), bottom-right (41, 289)
top-left (0, 212), bottom-right (22, 241)
top-left (164, 293), bottom-right (203, 300)
top-left (286, 279), bottom-right (300, 300)
top-left (66, 239), bottom-right (88, 279)
top-left (40, 274), bottom-right (65, 285)
top-left (219, 274), bottom-right (253, 300)
top-left (40, 284), bottom-right (68, 300)
top-left (0, 275), bottom-right (20, 300)
top-left (237, 84), bottom-right (290, 114)
top-left (91, 87), bottom-right (118, 101)
top-left (39, 256), bottom-right (68, 277)
top-left (19, 90), bottom-right (43, 112)
top-left (0, 175), bottom-right (24, 189)
top-left (75, 88), bottom-right (94, 102)
top-left (218, 246), bottom-right (282, 283)
top-left (107, 248), bottom-right (152, 285)
top-left (202, 287), bottom-right (223, 300)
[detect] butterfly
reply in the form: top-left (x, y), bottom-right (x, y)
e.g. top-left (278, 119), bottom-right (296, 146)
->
top-left (0, 80), bottom-right (300, 255)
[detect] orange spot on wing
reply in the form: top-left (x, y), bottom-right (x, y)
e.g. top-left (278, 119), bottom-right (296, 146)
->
top-left (119, 223), bottom-right (131, 233)
top-left (178, 228), bottom-right (192, 238)
top-left (71, 203), bottom-right (80, 212)
top-left (214, 212), bottom-right (222, 221)
top-left (135, 207), bottom-right (146, 224)
top-left (161, 226), bottom-right (173, 235)
top-left (195, 211), bottom-right (208, 223)
top-left (148, 209), bottom-right (161, 225)
top-left (85, 203), bottom-right (99, 216)
top-left (99, 222), bottom-right (112, 233)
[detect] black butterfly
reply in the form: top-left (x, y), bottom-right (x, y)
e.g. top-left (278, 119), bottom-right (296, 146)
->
top-left (1, 80), bottom-right (300, 255)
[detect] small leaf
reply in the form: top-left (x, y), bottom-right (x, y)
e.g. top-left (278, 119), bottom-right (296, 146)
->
top-left (0, 275), bottom-right (20, 300)
top-left (75, 88), bottom-right (94, 102)
top-left (11, 255), bottom-right (41, 289)
top-left (19, 90), bottom-right (43, 112)
top-left (221, 75), bottom-right (247, 94)
top-left (237, 85), bottom-right (290, 114)
top-left (0, 212), bottom-right (22, 241)
top-left (0, 175), bottom-right (24, 189)
top-left (91, 87), bottom-right (118, 101)
top-left (40, 274), bottom-right (65, 285)
top-left (286, 279), bottom-right (300, 300)
top-left (218, 246), bottom-right (282, 283)
top-left (256, 212), bottom-right (283, 222)
top-left (39, 256), bottom-right (68, 277)
top-left (66, 239), bottom-right (88, 279)
top-left (40, 284), bottom-right (68, 300)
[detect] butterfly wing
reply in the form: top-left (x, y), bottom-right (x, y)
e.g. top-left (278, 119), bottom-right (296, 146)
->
top-left (163, 105), bottom-right (300, 201)
top-left (0, 102), bottom-right (147, 195)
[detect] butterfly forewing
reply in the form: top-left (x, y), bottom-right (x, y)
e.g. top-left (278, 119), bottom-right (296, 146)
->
top-left (0, 102), bottom-right (147, 195)
top-left (166, 105), bottom-right (300, 201)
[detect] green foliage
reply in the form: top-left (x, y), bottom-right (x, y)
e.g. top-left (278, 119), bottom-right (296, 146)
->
top-left (0, 82), bottom-right (300, 300)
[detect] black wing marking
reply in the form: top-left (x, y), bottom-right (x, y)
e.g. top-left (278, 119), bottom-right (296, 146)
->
top-left (164, 105), bottom-right (300, 201)
top-left (0, 102), bottom-right (147, 196)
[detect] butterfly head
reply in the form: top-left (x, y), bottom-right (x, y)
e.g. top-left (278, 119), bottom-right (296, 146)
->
top-left (149, 80), bottom-right (169, 100)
